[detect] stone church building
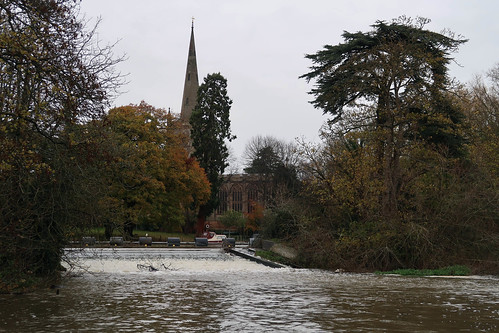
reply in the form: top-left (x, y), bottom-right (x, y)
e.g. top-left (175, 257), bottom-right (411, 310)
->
top-left (179, 22), bottom-right (267, 230)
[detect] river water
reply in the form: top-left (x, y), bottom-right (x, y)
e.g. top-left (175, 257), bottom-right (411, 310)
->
top-left (0, 248), bottom-right (498, 332)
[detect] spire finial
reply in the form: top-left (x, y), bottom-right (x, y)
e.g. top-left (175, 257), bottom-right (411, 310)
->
top-left (191, 17), bottom-right (195, 29)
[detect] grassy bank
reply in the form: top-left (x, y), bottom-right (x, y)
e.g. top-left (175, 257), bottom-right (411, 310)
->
top-left (255, 250), bottom-right (294, 266)
top-left (376, 265), bottom-right (472, 276)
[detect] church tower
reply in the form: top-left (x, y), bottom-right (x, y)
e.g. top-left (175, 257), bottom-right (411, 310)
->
top-left (180, 20), bottom-right (199, 122)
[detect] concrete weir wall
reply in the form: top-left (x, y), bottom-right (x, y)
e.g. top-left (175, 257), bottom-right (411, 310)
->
top-left (257, 239), bottom-right (298, 260)
top-left (228, 249), bottom-right (285, 268)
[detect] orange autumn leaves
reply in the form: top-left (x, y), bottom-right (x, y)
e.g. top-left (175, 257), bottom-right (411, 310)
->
top-left (102, 102), bottom-right (210, 231)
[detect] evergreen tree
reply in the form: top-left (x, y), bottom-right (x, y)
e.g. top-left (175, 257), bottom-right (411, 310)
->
top-left (294, 17), bottom-right (488, 270)
top-left (190, 73), bottom-right (235, 232)
top-left (301, 16), bottom-right (467, 216)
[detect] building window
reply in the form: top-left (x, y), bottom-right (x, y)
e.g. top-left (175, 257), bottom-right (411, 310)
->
top-left (232, 190), bottom-right (242, 212)
top-left (218, 190), bottom-right (228, 214)
top-left (187, 72), bottom-right (191, 81)
top-left (185, 97), bottom-right (189, 106)
top-left (247, 188), bottom-right (258, 213)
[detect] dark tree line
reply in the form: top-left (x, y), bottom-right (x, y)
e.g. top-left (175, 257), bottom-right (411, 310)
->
top-left (0, 0), bottom-right (124, 292)
top-left (243, 17), bottom-right (498, 274)
top-left (292, 17), bottom-right (498, 272)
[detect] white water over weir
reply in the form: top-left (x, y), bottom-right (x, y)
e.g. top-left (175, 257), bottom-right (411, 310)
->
top-left (1, 247), bottom-right (498, 332)
top-left (64, 247), bottom-right (276, 274)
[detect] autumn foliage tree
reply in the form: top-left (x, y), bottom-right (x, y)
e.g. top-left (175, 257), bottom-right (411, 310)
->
top-left (466, 65), bottom-right (499, 182)
top-left (245, 202), bottom-right (265, 233)
top-left (456, 65), bottom-right (499, 268)
top-left (102, 102), bottom-right (210, 238)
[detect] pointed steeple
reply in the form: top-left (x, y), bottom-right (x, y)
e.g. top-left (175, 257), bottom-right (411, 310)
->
top-left (180, 20), bottom-right (199, 122)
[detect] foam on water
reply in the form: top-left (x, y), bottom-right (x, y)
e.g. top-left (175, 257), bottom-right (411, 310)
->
top-left (64, 247), bottom-right (276, 274)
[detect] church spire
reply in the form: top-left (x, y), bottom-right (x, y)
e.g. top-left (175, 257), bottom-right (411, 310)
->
top-left (180, 19), bottom-right (199, 122)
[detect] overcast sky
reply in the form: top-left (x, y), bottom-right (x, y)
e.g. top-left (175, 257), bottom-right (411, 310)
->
top-left (79, 0), bottom-right (499, 169)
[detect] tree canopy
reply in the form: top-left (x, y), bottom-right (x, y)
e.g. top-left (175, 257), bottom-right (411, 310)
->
top-left (0, 0), bottom-right (123, 291)
top-left (244, 135), bottom-right (301, 200)
top-left (103, 102), bottom-right (210, 236)
top-left (301, 16), bottom-right (466, 122)
top-left (301, 16), bottom-right (467, 217)
top-left (190, 73), bottom-right (235, 230)
top-left (292, 17), bottom-right (499, 271)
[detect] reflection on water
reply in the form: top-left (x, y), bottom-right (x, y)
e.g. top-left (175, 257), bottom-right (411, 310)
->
top-left (1, 248), bottom-right (498, 332)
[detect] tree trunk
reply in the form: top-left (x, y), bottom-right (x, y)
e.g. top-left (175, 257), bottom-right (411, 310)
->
top-left (124, 220), bottom-right (134, 238)
top-left (104, 223), bottom-right (113, 240)
top-left (379, 102), bottom-right (401, 219)
top-left (382, 147), bottom-right (400, 218)
top-left (196, 211), bottom-right (206, 236)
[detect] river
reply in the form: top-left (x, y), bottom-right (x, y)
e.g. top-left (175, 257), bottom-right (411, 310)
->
top-left (0, 247), bottom-right (498, 332)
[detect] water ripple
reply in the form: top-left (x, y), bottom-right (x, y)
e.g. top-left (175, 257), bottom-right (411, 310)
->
top-left (0, 248), bottom-right (498, 332)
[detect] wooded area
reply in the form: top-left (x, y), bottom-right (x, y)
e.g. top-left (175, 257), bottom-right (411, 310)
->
top-left (291, 17), bottom-right (499, 272)
top-left (0, 1), bottom-right (210, 292)
top-left (1, 2), bottom-right (497, 293)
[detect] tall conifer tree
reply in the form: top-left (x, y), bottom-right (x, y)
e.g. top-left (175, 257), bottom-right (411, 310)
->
top-left (301, 17), bottom-right (467, 216)
top-left (190, 73), bottom-right (235, 233)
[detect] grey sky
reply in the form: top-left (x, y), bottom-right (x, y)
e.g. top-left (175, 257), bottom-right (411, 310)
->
top-left (80, 0), bottom-right (499, 169)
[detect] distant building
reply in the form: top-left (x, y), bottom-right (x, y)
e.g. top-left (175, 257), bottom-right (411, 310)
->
top-left (179, 22), bottom-right (268, 230)
top-left (209, 173), bottom-right (270, 225)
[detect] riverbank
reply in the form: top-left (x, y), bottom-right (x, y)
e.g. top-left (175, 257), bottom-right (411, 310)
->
top-left (376, 265), bottom-right (472, 277)
top-left (250, 237), bottom-right (499, 276)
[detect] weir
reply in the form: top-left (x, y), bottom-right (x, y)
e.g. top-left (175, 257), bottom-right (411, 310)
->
top-left (228, 248), bottom-right (285, 268)
top-left (63, 247), bottom-right (283, 274)
top-left (74, 237), bottom-right (287, 269)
